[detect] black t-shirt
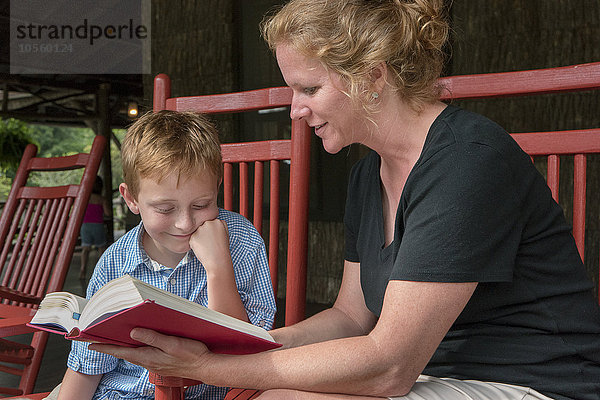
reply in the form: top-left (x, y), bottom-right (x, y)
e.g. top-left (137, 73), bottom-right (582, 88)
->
top-left (344, 105), bottom-right (600, 400)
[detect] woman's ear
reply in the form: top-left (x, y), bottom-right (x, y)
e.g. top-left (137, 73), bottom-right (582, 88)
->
top-left (119, 183), bottom-right (140, 214)
top-left (370, 62), bottom-right (388, 94)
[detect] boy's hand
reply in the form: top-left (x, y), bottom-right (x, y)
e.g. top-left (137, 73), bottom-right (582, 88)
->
top-left (189, 219), bottom-right (231, 274)
top-left (189, 218), bottom-right (249, 322)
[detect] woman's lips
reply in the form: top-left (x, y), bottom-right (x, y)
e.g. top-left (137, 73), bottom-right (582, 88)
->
top-left (314, 122), bottom-right (327, 135)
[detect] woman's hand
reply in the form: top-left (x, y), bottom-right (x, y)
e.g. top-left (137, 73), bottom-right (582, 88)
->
top-left (89, 328), bottom-right (212, 381)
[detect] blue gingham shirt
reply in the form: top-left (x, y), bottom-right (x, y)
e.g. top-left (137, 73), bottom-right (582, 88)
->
top-left (67, 209), bottom-right (276, 400)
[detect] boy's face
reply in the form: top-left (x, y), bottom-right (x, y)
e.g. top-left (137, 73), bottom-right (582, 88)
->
top-left (120, 170), bottom-right (220, 267)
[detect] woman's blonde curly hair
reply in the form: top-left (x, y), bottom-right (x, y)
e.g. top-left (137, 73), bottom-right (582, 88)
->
top-left (261, 0), bottom-right (449, 113)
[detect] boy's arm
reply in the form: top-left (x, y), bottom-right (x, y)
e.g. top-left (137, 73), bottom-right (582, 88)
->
top-left (189, 219), bottom-right (250, 322)
top-left (57, 368), bottom-right (102, 400)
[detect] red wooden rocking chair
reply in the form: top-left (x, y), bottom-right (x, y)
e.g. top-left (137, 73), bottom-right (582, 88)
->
top-left (0, 135), bottom-right (106, 396)
top-left (150, 74), bottom-right (312, 400)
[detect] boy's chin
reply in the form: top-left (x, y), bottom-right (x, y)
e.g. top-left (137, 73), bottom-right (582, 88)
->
top-left (168, 243), bottom-right (191, 255)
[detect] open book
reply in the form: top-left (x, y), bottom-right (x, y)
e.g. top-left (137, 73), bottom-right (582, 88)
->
top-left (27, 275), bottom-right (280, 354)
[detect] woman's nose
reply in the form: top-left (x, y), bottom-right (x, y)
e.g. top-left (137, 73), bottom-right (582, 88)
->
top-left (290, 97), bottom-right (310, 120)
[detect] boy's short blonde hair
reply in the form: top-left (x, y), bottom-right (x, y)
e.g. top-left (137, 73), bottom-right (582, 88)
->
top-left (122, 111), bottom-right (223, 198)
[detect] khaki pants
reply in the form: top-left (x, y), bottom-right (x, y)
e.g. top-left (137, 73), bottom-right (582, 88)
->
top-left (391, 376), bottom-right (554, 400)
top-left (41, 377), bottom-right (555, 400)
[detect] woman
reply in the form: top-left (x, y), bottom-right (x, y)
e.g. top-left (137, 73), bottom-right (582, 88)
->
top-left (92, 1), bottom-right (600, 399)
top-left (79, 176), bottom-right (110, 280)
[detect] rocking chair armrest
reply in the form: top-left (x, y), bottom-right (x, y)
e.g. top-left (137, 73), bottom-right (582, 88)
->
top-left (148, 372), bottom-right (202, 387)
top-left (0, 286), bottom-right (42, 305)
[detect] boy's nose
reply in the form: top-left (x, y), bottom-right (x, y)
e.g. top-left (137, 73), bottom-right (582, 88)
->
top-left (174, 210), bottom-right (195, 231)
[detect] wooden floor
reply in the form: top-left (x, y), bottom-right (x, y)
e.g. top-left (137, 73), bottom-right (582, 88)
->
top-left (2, 248), bottom-right (330, 394)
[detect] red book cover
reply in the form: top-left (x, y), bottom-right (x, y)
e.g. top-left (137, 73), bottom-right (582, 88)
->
top-left (29, 300), bottom-right (281, 355)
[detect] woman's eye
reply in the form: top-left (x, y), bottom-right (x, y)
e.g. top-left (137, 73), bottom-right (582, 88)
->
top-left (304, 87), bottom-right (317, 95)
top-left (193, 204), bottom-right (208, 210)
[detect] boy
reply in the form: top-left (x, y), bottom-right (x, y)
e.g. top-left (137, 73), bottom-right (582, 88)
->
top-left (56, 111), bottom-right (276, 400)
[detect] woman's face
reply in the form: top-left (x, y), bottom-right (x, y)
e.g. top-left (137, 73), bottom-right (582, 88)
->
top-left (276, 43), bottom-right (366, 154)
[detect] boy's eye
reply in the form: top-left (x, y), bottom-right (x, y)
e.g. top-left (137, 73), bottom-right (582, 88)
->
top-left (155, 207), bottom-right (174, 214)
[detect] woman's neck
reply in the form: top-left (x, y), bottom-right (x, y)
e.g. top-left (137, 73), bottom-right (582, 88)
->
top-left (372, 98), bottom-right (447, 201)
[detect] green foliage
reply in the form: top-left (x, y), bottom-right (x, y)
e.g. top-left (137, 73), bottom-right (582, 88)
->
top-left (0, 120), bottom-right (125, 205)
top-left (0, 173), bottom-right (13, 200)
top-left (0, 118), bottom-right (36, 199)
top-left (29, 123), bottom-right (96, 157)
top-left (25, 124), bottom-right (98, 190)
top-left (111, 130), bottom-right (125, 190)
top-left (0, 118), bottom-right (36, 170)
top-left (109, 130), bottom-right (126, 230)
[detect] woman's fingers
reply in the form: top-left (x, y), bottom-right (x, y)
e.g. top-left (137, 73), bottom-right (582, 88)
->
top-left (89, 328), bottom-right (211, 379)
top-left (129, 327), bottom-right (163, 346)
top-left (89, 342), bottom-right (159, 368)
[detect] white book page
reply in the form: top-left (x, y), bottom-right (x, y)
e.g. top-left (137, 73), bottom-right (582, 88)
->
top-left (30, 292), bottom-right (88, 333)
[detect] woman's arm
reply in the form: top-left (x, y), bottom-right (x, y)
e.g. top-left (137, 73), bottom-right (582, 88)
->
top-left (201, 278), bottom-right (477, 397)
top-left (273, 261), bottom-right (377, 349)
top-left (91, 262), bottom-right (476, 397)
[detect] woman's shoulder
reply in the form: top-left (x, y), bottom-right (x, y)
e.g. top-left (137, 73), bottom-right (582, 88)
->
top-left (422, 105), bottom-right (528, 169)
top-left (434, 105), bottom-right (513, 147)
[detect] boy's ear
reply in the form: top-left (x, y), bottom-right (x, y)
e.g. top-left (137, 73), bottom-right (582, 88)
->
top-left (119, 183), bottom-right (140, 214)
